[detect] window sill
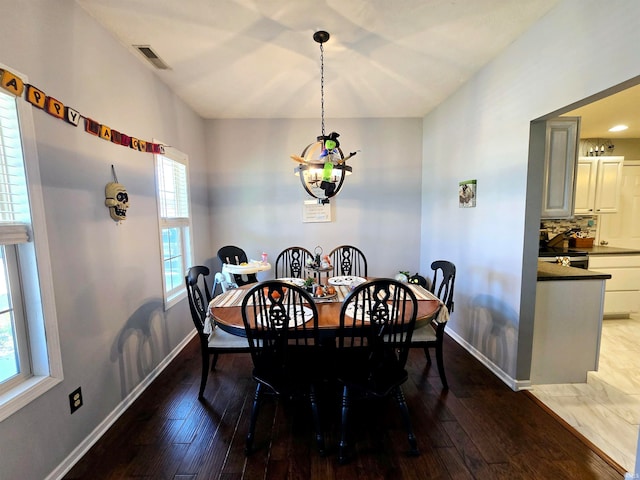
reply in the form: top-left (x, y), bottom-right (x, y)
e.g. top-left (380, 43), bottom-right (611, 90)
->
top-left (0, 374), bottom-right (62, 422)
top-left (164, 288), bottom-right (187, 310)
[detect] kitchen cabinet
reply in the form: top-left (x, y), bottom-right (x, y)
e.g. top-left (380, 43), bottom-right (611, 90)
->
top-left (532, 263), bottom-right (608, 383)
top-left (574, 156), bottom-right (623, 215)
top-left (541, 117), bottom-right (580, 219)
top-left (588, 254), bottom-right (640, 316)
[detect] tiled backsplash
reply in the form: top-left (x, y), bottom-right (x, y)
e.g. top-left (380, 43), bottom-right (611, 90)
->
top-left (540, 216), bottom-right (597, 239)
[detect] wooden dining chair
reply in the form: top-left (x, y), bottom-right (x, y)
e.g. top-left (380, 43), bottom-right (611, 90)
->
top-left (328, 245), bottom-right (368, 277)
top-left (274, 246), bottom-right (313, 278)
top-left (336, 278), bottom-right (419, 464)
top-left (241, 280), bottom-right (326, 456)
top-left (185, 266), bottom-right (250, 400)
top-left (409, 260), bottom-right (456, 389)
top-left (217, 245), bottom-right (258, 286)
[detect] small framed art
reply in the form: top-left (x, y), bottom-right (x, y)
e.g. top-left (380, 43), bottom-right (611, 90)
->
top-left (459, 179), bottom-right (476, 208)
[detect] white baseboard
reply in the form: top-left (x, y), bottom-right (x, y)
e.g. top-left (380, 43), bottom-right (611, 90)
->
top-left (445, 329), bottom-right (531, 391)
top-left (46, 331), bottom-right (197, 480)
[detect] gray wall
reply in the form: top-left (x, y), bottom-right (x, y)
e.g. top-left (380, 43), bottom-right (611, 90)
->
top-left (206, 118), bottom-right (424, 278)
top-left (419, 0), bottom-right (640, 386)
top-left (2, 0), bottom-right (640, 478)
top-left (0, 2), bottom-right (210, 479)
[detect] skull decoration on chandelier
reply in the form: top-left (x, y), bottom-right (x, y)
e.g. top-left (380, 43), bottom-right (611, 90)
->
top-left (105, 182), bottom-right (129, 221)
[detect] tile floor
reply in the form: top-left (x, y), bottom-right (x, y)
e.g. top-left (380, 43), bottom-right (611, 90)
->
top-left (530, 313), bottom-right (640, 473)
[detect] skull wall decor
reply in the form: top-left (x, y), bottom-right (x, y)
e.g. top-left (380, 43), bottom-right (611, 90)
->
top-left (105, 182), bottom-right (129, 221)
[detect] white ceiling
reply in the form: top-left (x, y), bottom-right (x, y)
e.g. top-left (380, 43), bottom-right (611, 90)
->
top-left (563, 83), bottom-right (640, 139)
top-left (76, 0), bottom-right (562, 120)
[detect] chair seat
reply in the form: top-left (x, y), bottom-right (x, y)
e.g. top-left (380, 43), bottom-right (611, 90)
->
top-left (252, 349), bottom-right (324, 395)
top-left (208, 326), bottom-right (250, 349)
top-left (410, 323), bottom-right (437, 343)
top-left (337, 347), bottom-right (408, 397)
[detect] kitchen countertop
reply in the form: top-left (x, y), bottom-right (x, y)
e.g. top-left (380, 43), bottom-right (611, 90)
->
top-left (537, 261), bottom-right (612, 281)
top-left (580, 245), bottom-right (640, 256)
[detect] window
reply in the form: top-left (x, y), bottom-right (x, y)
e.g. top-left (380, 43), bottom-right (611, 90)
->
top-left (0, 67), bottom-right (62, 421)
top-left (155, 147), bottom-right (192, 309)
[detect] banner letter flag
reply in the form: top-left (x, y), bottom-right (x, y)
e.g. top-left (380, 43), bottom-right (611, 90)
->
top-left (65, 106), bottom-right (80, 126)
top-left (0, 67), bottom-right (159, 154)
top-left (99, 124), bottom-right (112, 141)
top-left (111, 130), bottom-right (121, 145)
top-left (45, 97), bottom-right (65, 119)
top-left (26, 84), bottom-right (46, 109)
top-left (0, 69), bottom-right (25, 96)
top-left (84, 118), bottom-right (100, 136)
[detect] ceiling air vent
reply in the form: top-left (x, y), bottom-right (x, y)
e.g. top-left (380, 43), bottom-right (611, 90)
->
top-left (133, 45), bottom-right (170, 70)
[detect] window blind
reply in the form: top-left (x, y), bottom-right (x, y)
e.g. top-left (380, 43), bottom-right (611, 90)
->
top-left (157, 155), bottom-right (189, 219)
top-left (0, 91), bottom-right (30, 244)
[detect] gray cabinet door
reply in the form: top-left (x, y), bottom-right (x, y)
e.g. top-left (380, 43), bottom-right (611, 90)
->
top-left (541, 117), bottom-right (580, 219)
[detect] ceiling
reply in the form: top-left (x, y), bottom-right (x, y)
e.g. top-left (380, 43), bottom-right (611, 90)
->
top-left (75, 0), bottom-right (562, 120)
top-left (563, 83), bottom-right (640, 139)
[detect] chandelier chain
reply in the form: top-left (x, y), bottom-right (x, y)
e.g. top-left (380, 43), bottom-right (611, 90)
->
top-left (320, 41), bottom-right (325, 138)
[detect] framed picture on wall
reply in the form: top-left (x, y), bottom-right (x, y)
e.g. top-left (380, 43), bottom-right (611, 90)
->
top-left (459, 179), bottom-right (476, 208)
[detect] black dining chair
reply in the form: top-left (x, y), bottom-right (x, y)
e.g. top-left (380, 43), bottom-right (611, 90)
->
top-left (335, 278), bottom-right (419, 464)
top-left (241, 280), bottom-right (326, 456)
top-left (185, 266), bottom-right (250, 400)
top-left (328, 245), bottom-right (368, 277)
top-left (217, 245), bottom-right (258, 286)
top-left (274, 246), bottom-right (313, 279)
top-left (409, 260), bottom-right (456, 389)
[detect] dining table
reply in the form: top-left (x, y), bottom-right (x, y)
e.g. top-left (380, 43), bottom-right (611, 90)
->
top-left (207, 277), bottom-right (448, 339)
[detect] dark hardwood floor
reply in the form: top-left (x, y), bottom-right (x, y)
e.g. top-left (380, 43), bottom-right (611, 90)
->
top-left (64, 335), bottom-right (625, 479)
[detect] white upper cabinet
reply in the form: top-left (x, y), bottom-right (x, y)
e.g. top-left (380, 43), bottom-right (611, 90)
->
top-left (541, 117), bottom-right (580, 219)
top-left (574, 156), bottom-right (623, 215)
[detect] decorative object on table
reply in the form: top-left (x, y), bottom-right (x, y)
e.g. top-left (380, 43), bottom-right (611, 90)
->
top-left (185, 265), bottom-right (250, 400)
top-left (408, 273), bottom-right (428, 288)
top-left (305, 245), bottom-right (325, 269)
top-left (305, 245), bottom-right (333, 280)
top-left (303, 276), bottom-right (315, 293)
top-left (312, 284), bottom-right (337, 299)
top-left (314, 245), bottom-right (322, 267)
top-left (291, 31), bottom-right (358, 205)
top-left (104, 165), bottom-right (129, 222)
top-left (395, 271), bottom-right (410, 283)
top-left (409, 260), bottom-right (456, 389)
top-left (459, 179), bottom-right (476, 208)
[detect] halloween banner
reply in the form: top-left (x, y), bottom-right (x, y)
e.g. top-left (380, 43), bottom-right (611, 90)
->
top-left (0, 67), bottom-right (165, 154)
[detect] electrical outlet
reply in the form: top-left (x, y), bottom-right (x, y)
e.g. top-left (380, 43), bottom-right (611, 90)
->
top-left (69, 387), bottom-right (83, 414)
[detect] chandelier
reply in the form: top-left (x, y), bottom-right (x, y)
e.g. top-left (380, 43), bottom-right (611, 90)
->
top-left (291, 31), bottom-right (357, 205)
top-left (585, 138), bottom-right (615, 156)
